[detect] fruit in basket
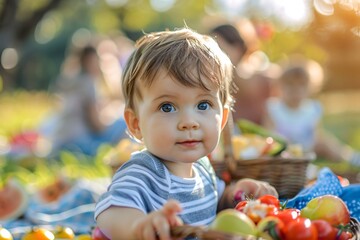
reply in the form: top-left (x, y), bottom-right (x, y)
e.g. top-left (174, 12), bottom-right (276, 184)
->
top-left (237, 119), bottom-right (287, 156)
top-left (232, 134), bottom-right (269, 159)
top-left (311, 219), bottom-right (338, 240)
top-left (272, 208), bottom-right (300, 225)
top-left (0, 179), bottom-right (29, 222)
top-left (210, 209), bottom-right (257, 237)
top-left (337, 230), bottom-right (354, 240)
top-left (283, 217), bottom-right (318, 240)
top-left (53, 226), bottom-right (75, 239)
top-left (235, 199), bottom-right (278, 224)
top-left (231, 134), bottom-right (285, 159)
top-left (21, 227), bottom-right (55, 240)
top-left (300, 195), bottom-right (350, 225)
top-left (257, 216), bottom-right (284, 240)
top-left (0, 226), bottom-right (13, 240)
top-left (258, 195), bottom-right (281, 208)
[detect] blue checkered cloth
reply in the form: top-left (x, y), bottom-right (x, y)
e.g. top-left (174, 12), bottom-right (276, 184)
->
top-left (2, 180), bottom-right (102, 240)
top-left (286, 167), bottom-right (360, 221)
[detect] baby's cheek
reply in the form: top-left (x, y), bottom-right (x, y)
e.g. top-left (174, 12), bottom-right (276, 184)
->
top-left (145, 129), bottom-right (172, 151)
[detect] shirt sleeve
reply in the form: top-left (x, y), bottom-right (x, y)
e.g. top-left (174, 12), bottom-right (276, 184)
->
top-left (94, 153), bottom-right (170, 220)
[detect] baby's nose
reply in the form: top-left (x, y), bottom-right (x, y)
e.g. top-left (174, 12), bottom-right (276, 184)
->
top-left (178, 114), bottom-right (200, 130)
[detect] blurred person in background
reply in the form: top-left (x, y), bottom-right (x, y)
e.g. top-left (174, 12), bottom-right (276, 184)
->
top-left (209, 21), bottom-right (360, 167)
top-left (263, 57), bottom-right (360, 166)
top-left (209, 21), bottom-right (278, 127)
top-left (40, 43), bottom-right (128, 157)
top-left (263, 60), bottom-right (322, 157)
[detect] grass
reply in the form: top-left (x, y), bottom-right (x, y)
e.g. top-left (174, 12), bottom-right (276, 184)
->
top-left (0, 91), bottom-right (113, 186)
top-left (0, 90), bottom-right (359, 184)
top-left (0, 91), bottom-right (57, 138)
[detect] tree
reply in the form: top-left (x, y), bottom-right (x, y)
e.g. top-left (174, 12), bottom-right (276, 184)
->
top-left (0, 0), bottom-right (212, 90)
top-left (307, 2), bottom-right (360, 91)
top-left (0, 0), bottom-right (65, 90)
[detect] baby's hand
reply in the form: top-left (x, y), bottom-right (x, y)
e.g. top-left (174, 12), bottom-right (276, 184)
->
top-left (132, 200), bottom-right (183, 240)
top-left (233, 178), bottom-right (278, 200)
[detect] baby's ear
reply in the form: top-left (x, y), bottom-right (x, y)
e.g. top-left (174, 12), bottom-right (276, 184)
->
top-left (124, 108), bottom-right (142, 141)
top-left (221, 106), bottom-right (229, 130)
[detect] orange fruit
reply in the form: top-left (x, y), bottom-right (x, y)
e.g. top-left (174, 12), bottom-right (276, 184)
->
top-left (75, 234), bottom-right (92, 240)
top-left (21, 227), bottom-right (54, 240)
top-left (53, 226), bottom-right (75, 239)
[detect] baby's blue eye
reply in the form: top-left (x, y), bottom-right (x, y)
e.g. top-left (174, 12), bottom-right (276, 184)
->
top-left (160, 103), bottom-right (175, 112)
top-left (198, 102), bottom-right (210, 110)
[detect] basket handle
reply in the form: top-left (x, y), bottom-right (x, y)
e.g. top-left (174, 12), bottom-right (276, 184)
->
top-left (222, 111), bottom-right (237, 173)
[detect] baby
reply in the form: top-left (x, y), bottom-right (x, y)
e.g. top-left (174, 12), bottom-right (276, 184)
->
top-left (95, 27), bottom-right (278, 240)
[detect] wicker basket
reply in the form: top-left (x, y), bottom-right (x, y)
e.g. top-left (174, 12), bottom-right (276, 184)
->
top-left (225, 156), bottom-right (313, 199)
top-left (212, 114), bottom-right (313, 199)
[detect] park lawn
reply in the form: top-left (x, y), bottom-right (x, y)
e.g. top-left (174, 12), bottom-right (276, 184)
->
top-left (0, 91), bottom-right (57, 138)
top-left (0, 90), bottom-right (359, 184)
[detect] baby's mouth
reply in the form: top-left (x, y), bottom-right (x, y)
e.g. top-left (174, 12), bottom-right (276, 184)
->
top-left (177, 140), bottom-right (201, 147)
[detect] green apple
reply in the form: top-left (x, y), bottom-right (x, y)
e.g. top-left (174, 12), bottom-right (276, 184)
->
top-left (210, 209), bottom-right (257, 237)
top-left (300, 194), bottom-right (350, 225)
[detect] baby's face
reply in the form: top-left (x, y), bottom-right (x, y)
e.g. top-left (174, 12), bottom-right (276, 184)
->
top-left (280, 79), bottom-right (309, 108)
top-left (134, 70), bottom-right (226, 166)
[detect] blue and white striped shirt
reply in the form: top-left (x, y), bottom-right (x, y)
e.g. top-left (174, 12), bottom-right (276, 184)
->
top-left (94, 150), bottom-right (225, 226)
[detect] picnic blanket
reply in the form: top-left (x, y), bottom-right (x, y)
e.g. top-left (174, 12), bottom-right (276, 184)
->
top-left (2, 178), bottom-right (110, 240)
top-left (287, 167), bottom-right (360, 221)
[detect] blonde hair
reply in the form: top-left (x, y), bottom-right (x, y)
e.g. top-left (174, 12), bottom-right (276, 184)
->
top-left (122, 27), bottom-right (234, 111)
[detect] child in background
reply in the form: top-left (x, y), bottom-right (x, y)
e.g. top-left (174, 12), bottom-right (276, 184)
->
top-left (263, 63), bottom-right (322, 155)
top-left (95, 28), bottom-right (278, 239)
top-left (264, 59), bottom-right (360, 166)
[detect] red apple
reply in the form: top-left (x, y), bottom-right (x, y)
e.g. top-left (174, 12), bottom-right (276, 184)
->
top-left (300, 195), bottom-right (350, 225)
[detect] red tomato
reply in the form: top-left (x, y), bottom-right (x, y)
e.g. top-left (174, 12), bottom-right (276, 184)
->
top-left (337, 231), bottom-right (353, 240)
top-left (311, 219), bottom-right (337, 240)
top-left (258, 195), bottom-right (280, 208)
top-left (272, 208), bottom-right (300, 225)
top-left (235, 200), bottom-right (248, 212)
top-left (283, 217), bottom-right (318, 240)
top-left (265, 204), bottom-right (279, 216)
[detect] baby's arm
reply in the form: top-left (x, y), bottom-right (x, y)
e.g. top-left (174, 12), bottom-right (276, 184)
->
top-left (96, 200), bottom-right (182, 240)
top-left (218, 178), bottom-right (278, 211)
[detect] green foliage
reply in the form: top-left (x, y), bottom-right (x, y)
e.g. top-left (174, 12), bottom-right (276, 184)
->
top-left (58, 150), bottom-right (111, 180)
top-left (0, 151), bottom-right (112, 189)
top-left (261, 30), bottom-right (327, 64)
top-left (322, 112), bottom-right (360, 150)
top-left (0, 91), bottom-right (56, 138)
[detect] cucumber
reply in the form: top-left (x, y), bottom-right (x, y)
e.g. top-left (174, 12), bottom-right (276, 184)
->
top-left (237, 119), bottom-right (287, 156)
